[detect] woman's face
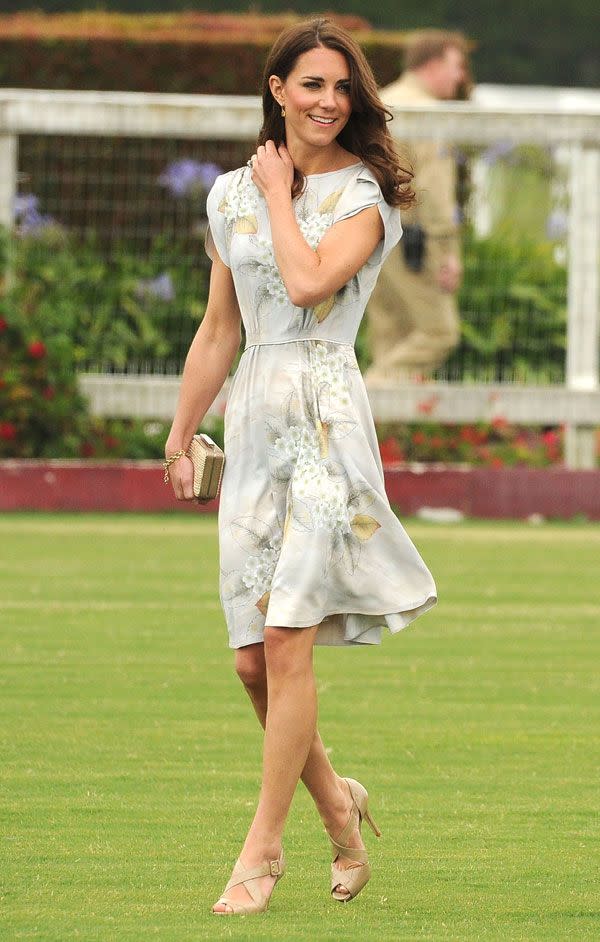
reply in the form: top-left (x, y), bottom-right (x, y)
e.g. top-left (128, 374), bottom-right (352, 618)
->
top-left (271, 46), bottom-right (353, 148)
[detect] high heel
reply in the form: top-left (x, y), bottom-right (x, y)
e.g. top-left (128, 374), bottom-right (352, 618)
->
top-left (212, 847), bottom-right (285, 915)
top-left (327, 777), bottom-right (381, 902)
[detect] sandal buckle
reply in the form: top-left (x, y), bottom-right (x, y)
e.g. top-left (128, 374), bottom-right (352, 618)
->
top-left (270, 859), bottom-right (281, 876)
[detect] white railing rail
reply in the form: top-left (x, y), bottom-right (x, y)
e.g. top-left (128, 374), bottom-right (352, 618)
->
top-left (1, 89), bottom-right (598, 468)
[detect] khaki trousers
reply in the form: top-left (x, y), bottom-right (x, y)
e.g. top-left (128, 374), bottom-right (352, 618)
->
top-left (364, 244), bottom-right (460, 381)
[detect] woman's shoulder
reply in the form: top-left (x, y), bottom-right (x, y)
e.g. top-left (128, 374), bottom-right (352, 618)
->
top-left (352, 164), bottom-right (394, 204)
top-left (208, 165), bottom-right (253, 197)
top-left (206, 166), bottom-right (257, 218)
top-left (332, 164), bottom-right (387, 222)
top-left (330, 163), bottom-right (402, 262)
top-left (218, 165), bottom-right (251, 184)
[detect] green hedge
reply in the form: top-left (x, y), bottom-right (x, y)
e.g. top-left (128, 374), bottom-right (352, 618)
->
top-left (0, 13), bottom-right (407, 94)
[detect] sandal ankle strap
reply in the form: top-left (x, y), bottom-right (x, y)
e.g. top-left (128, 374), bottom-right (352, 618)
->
top-left (224, 852), bottom-right (284, 893)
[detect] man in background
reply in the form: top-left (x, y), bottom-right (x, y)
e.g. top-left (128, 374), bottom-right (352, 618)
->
top-left (365, 30), bottom-right (471, 384)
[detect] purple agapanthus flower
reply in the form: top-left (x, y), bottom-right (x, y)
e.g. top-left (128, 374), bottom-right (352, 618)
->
top-left (438, 144), bottom-right (468, 165)
top-left (480, 140), bottom-right (516, 165)
top-left (545, 209), bottom-right (568, 241)
top-left (14, 193), bottom-right (58, 237)
top-left (14, 193), bottom-right (39, 218)
top-left (135, 272), bottom-right (176, 303)
top-left (158, 159), bottom-right (222, 197)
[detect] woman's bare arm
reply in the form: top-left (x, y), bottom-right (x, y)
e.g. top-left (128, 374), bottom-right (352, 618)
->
top-left (251, 141), bottom-right (384, 308)
top-left (268, 200), bottom-right (383, 307)
top-left (165, 256), bottom-right (241, 499)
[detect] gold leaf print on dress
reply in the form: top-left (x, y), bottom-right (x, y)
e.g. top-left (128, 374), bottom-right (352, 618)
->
top-left (350, 514), bottom-right (381, 541)
top-left (316, 419), bottom-right (329, 458)
top-left (235, 215), bottom-right (258, 234)
top-left (318, 188), bottom-right (344, 215)
top-left (283, 504), bottom-right (292, 541)
top-left (314, 294), bottom-right (336, 323)
top-left (256, 591), bottom-right (270, 615)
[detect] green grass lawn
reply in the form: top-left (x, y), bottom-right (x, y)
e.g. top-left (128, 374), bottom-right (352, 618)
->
top-left (1, 514), bottom-right (599, 941)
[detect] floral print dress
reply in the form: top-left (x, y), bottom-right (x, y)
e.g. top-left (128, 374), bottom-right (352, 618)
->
top-left (205, 162), bottom-right (437, 648)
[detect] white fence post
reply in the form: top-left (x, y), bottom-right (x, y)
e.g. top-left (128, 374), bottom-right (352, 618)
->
top-left (0, 133), bottom-right (17, 227)
top-left (0, 133), bottom-right (17, 292)
top-left (565, 144), bottom-right (600, 469)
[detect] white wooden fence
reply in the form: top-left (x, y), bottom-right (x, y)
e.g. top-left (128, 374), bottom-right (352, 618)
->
top-left (0, 88), bottom-right (598, 468)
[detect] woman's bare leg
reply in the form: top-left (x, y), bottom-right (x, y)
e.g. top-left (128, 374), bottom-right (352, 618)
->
top-left (213, 625), bottom-right (321, 913)
top-left (231, 642), bottom-right (367, 897)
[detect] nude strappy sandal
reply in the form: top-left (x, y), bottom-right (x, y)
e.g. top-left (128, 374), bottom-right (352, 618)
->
top-left (327, 777), bottom-right (381, 902)
top-left (212, 847), bottom-right (285, 915)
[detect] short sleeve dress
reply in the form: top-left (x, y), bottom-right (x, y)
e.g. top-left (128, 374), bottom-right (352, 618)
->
top-left (205, 162), bottom-right (437, 648)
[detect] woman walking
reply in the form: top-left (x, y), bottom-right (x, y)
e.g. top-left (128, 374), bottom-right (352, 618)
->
top-left (164, 17), bottom-right (437, 915)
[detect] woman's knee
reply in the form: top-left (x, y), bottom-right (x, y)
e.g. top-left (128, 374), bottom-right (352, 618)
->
top-left (263, 625), bottom-right (316, 676)
top-left (235, 644), bottom-right (267, 690)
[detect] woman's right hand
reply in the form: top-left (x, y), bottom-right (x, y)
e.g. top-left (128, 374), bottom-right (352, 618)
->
top-left (167, 453), bottom-right (196, 501)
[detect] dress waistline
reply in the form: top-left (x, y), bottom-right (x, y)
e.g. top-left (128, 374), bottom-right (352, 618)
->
top-left (244, 337), bottom-right (354, 351)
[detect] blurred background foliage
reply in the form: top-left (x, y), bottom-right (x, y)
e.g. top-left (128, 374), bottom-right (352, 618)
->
top-left (0, 212), bottom-right (567, 460)
top-left (0, 5), bottom-right (590, 463)
top-left (0, 3), bottom-right (597, 88)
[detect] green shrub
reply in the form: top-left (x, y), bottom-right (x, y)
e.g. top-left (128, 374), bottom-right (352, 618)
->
top-left (3, 228), bottom-right (207, 372)
top-left (0, 220), bottom-right (208, 457)
top-left (0, 214), bottom-right (571, 461)
top-left (357, 223), bottom-right (567, 382)
top-left (0, 226), bottom-right (92, 458)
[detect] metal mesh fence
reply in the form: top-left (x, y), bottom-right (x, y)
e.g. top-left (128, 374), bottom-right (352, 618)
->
top-left (2, 90), bottom-right (597, 465)
top-left (416, 140), bottom-right (568, 384)
top-left (4, 86), bottom-right (597, 398)
top-left (13, 130), bottom-right (572, 382)
top-left (16, 133), bottom-right (253, 374)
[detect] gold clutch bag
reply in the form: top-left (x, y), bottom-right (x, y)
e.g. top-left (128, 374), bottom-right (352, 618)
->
top-left (186, 433), bottom-right (225, 502)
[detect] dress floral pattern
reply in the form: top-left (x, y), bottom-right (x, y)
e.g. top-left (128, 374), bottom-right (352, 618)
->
top-left (205, 162), bottom-right (437, 648)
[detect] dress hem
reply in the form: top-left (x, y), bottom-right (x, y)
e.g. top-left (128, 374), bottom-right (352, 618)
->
top-left (264, 591), bottom-right (437, 629)
top-left (226, 592), bottom-right (438, 649)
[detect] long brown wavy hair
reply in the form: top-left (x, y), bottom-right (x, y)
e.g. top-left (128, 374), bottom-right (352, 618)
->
top-left (257, 18), bottom-right (415, 209)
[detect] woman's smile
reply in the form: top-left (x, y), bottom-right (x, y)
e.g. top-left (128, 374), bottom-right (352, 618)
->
top-left (308, 114), bottom-right (337, 126)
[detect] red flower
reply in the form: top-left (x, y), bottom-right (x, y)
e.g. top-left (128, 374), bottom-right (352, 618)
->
top-left (412, 431), bottom-right (427, 446)
top-left (79, 441), bottom-right (96, 457)
top-left (430, 435), bottom-right (444, 449)
top-left (491, 416), bottom-right (508, 431)
top-left (103, 434), bottom-right (120, 450)
top-left (42, 386), bottom-right (55, 400)
top-left (0, 317), bottom-right (7, 332)
top-left (542, 429), bottom-right (559, 447)
top-left (460, 426), bottom-right (479, 445)
top-left (379, 436), bottom-right (404, 463)
top-left (417, 395), bottom-right (439, 415)
top-left (491, 457), bottom-right (505, 468)
top-left (27, 340), bottom-right (47, 359)
top-left (0, 421), bottom-right (17, 440)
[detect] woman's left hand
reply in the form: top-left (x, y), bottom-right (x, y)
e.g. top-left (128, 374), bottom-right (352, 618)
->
top-left (249, 140), bottom-right (294, 199)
